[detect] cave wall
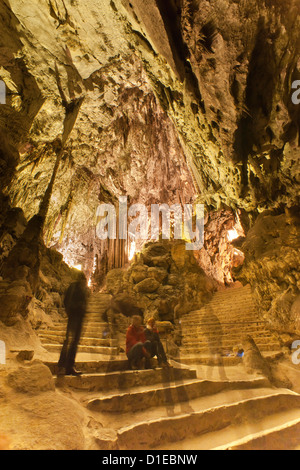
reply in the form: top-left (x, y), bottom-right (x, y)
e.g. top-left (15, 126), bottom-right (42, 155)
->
top-left (0, 0), bottom-right (299, 334)
top-left (117, 0), bottom-right (300, 211)
top-left (235, 209), bottom-right (300, 335)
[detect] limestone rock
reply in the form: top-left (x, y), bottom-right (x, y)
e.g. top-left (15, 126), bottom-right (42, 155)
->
top-left (134, 278), bottom-right (160, 294)
top-left (7, 362), bottom-right (55, 394)
top-left (148, 267), bottom-right (168, 284)
top-left (109, 293), bottom-right (143, 318)
top-left (129, 265), bottom-right (149, 284)
top-left (93, 428), bottom-right (118, 451)
top-left (0, 387), bottom-right (86, 450)
top-left (15, 350), bottom-right (35, 362)
top-left (237, 211), bottom-right (300, 334)
top-left (242, 335), bottom-right (272, 380)
top-left (105, 269), bottom-right (128, 296)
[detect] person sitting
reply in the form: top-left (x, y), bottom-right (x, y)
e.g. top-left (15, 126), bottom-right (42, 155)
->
top-left (126, 315), bottom-right (151, 370)
top-left (144, 318), bottom-right (171, 369)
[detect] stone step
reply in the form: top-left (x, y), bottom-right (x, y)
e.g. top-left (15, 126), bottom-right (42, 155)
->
top-left (41, 343), bottom-right (119, 355)
top-left (86, 377), bottom-right (269, 414)
top-left (215, 416), bottom-right (300, 450)
top-left (212, 286), bottom-right (252, 296)
top-left (181, 311), bottom-right (259, 319)
top-left (40, 322), bottom-right (109, 332)
top-left (172, 355), bottom-right (244, 366)
top-left (180, 313), bottom-right (260, 323)
top-left (180, 342), bottom-right (281, 354)
top-left (181, 332), bottom-right (278, 342)
top-left (41, 326), bottom-right (111, 337)
top-left (183, 313), bottom-right (258, 321)
top-left (39, 334), bottom-right (118, 347)
top-left (213, 290), bottom-right (253, 298)
top-left (172, 351), bottom-right (283, 366)
top-left (85, 310), bottom-right (107, 315)
top-left (45, 359), bottom-right (129, 375)
top-left (181, 338), bottom-right (278, 348)
top-left (179, 323), bottom-right (267, 333)
top-left (180, 324), bottom-right (271, 335)
top-left (116, 390), bottom-right (300, 450)
top-left (206, 302), bottom-right (255, 309)
top-left (207, 298), bottom-right (255, 305)
top-left (55, 367), bottom-right (197, 392)
top-left (208, 293), bottom-right (254, 301)
top-left (181, 331), bottom-right (275, 342)
top-left (191, 298), bottom-right (255, 307)
top-left (155, 407), bottom-right (300, 450)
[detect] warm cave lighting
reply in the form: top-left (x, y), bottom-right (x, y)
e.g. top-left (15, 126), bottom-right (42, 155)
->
top-left (227, 227), bottom-right (239, 242)
top-left (128, 241), bottom-right (136, 261)
top-left (73, 264), bottom-right (82, 271)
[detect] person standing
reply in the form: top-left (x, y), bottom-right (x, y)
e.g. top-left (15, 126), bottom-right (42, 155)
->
top-left (58, 273), bottom-right (89, 376)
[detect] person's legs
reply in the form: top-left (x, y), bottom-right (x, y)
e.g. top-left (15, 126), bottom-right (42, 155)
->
top-left (144, 340), bottom-right (168, 367)
top-left (127, 342), bottom-right (144, 370)
top-left (65, 314), bottom-right (84, 375)
top-left (58, 321), bottom-right (71, 370)
top-left (156, 341), bottom-right (168, 365)
top-left (142, 340), bottom-right (152, 369)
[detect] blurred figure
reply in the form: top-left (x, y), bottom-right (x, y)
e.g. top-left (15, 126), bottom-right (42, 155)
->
top-left (126, 315), bottom-right (151, 370)
top-left (144, 318), bottom-right (171, 369)
top-left (58, 273), bottom-right (89, 376)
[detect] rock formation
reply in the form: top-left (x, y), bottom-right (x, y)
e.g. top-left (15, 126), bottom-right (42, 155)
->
top-left (0, 0), bottom-right (299, 451)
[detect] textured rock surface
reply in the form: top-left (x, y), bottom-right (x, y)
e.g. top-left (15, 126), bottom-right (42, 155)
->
top-left (0, 362), bottom-right (86, 450)
top-left (0, 0), bottom-right (299, 259)
top-left (0, 1), bottom-right (299, 338)
top-left (105, 240), bottom-right (217, 322)
top-left (236, 210), bottom-right (300, 335)
top-left (7, 361), bottom-right (55, 394)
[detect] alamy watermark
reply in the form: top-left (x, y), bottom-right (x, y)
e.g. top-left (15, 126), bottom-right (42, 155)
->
top-left (96, 197), bottom-right (204, 251)
top-left (292, 80), bottom-right (300, 105)
top-left (0, 80), bottom-right (6, 105)
top-left (0, 340), bottom-right (6, 365)
top-left (292, 340), bottom-right (300, 366)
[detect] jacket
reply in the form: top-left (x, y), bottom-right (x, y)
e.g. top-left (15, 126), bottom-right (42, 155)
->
top-left (126, 325), bottom-right (146, 355)
top-left (144, 327), bottom-right (160, 343)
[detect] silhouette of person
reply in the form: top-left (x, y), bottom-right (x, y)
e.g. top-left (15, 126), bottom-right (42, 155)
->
top-left (58, 273), bottom-right (89, 376)
top-left (144, 318), bottom-right (171, 368)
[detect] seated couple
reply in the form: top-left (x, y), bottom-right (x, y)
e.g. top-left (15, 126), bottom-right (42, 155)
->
top-left (126, 316), bottom-right (171, 370)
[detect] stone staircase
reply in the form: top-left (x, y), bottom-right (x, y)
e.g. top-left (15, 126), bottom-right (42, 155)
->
top-left (39, 285), bottom-right (300, 450)
top-left (175, 285), bottom-right (281, 363)
top-left (38, 293), bottom-right (120, 356)
top-left (43, 357), bottom-right (300, 450)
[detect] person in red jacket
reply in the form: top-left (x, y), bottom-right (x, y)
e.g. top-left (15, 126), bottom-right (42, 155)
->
top-left (126, 315), bottom-right (151, 370)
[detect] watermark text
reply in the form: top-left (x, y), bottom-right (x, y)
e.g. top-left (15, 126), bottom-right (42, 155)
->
top-left (0, 340), bottom-right (6, 365)
top-left (96, 197), bottom-right (204, 251)
top-left (0, 81), bottom-right (6, 104)
top-left (292, 80), bottom-right (300, 105)
top-left (292, 340), bottom-right (300, 365)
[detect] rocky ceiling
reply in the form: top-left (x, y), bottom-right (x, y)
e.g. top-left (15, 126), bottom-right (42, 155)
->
top-left (0, 0), bottom-right (299, 268)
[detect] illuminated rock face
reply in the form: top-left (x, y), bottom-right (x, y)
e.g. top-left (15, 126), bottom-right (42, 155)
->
top-left (235, 209), bottom-right (300, 335)
top-left (0, 1), bottom-right (299, 332)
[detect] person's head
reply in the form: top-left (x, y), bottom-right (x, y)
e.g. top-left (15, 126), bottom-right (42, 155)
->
top-left (131, 315), bottom-right (142, 328)
top-left (77, 272), bottom-right (87, 287)
top-left (147, 317), bottom-right (156, 329)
